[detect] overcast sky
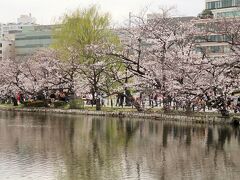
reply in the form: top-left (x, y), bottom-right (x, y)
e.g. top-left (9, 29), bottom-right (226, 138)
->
top-left (0, 0), bottom-right (205, 25)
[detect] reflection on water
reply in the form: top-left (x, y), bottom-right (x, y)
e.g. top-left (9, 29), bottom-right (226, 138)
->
top-left (0, 111), bottom-right (240, 180)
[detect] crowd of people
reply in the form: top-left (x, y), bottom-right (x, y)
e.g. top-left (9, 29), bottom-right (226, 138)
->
top-left (77, 90), bottom-right (240, 115)
top-left (0, 88), bottom-right (70, 106)
top-left (136, 92), bottom-right (240, 114)
top-left (1, 88), bottom-right (240, 115)
top-left (98, 91), bottom-right (240, 115)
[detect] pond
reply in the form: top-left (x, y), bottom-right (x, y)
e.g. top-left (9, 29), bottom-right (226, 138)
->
top-left (0, 111), bottom-right (239, 180)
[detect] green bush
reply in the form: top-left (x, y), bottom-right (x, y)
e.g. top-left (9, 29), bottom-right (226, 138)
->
top-left (53, 101), bottom-right (67, 108)
top-left (69, 99), bottom-right (84, 109)
top-left (23, 100), bottom-right (48, 107)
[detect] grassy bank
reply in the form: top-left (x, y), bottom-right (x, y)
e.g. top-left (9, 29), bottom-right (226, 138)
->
top-left (0, 103), bottom-right (239, 118)
top-left (1, 103), bottom-right (240, 125)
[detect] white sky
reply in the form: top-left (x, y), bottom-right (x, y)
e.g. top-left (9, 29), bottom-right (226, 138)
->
top-left (0, 0), bottom-right (205, 25)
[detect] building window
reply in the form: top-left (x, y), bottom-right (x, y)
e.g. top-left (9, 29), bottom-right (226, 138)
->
top-left (206, 1), bottom-right (222, 9)
top-left (195, 47), bottom-right (205, 53)
top-left (217, 11), bottom-right (240, 18)
top-left (209, 46), bottom-right (224, 53)
top-left (15, 35), bottom-right (51, 40)
top-left (208, 35), bottom-right (224, 42)
top-left (0, 50), bottom-right (2, 54)
top-left (206, 0), bottom-right (240, 9)
top-left (222, 0), bottom-right (233, 8)
top-left (236, 0), bottom-right (240, 5)
top-left (195, 36), bottom-right (207, 43)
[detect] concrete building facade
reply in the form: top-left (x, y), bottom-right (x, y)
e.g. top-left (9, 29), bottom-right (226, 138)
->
top-left (194, 1), bottom-right (240, 56)
top-left (15, 25), bottom-right (53, 57)
top-left (0, 32), bottom-right (15, 60)
top-left (0, 39), bottom-right (15, 60)
top-left (206, 0), bottom-right (240, 18)
top-left (0, 14), bottom-right (54, 59)
top-left (194, 18), bottom-right (231, 56)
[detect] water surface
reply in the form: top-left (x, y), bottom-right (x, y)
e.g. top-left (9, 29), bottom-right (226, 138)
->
top-left (0, 111), bottom-right (239, 180)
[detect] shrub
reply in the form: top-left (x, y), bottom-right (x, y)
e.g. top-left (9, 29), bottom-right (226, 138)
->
top-left (69, 99), bottom-right (84, 109)
top-left (53, 101), bottom-right (67, 108)
top-left (23, 100), bottom-right (48, 107)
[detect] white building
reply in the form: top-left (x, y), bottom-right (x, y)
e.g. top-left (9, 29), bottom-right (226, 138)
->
top-left (0, 23), bottom-right (22, 38)
top-left (0, 14), bottom-right (37, 38)
top-left (0, 39), bottom-right (15, 60)
top-left (0, 14), bottom-right (37, 60)
top-left (17, 14), bottom-right (36, 24)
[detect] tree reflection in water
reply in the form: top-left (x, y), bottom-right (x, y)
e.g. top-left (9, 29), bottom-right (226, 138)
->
top-left (0, 111), bottom-right (239, 180)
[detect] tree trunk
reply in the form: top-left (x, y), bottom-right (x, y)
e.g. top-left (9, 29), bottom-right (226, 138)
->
top-left (96, 98), bottom-right (101, 111)
top-left (127, 95), bottom-right (144, 112)
top-left (185, 101), bottom-right (193, 114)
top-left (125, 89), bottom-right (132, 106)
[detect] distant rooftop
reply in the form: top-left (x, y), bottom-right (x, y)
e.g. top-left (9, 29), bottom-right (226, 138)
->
top-left (147, 14), bottom-right (196, 23)
top-left (0, 14), bottom-right (37, 26)
top-left (17, 13), bottom-right (36, 25)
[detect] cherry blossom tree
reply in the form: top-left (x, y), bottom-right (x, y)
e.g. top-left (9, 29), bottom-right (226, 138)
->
top-left (110, 9), bottom-right (203, 110)
top-left (110, 9), bottom-right (239, 114)
top-left (0, 49), bottom-right (84, 101)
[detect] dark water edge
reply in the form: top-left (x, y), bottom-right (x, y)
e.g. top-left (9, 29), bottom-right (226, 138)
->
top-left (0, 111), bottom-right (240, 180)
top-left (0, 107), bottom-right (237, 125)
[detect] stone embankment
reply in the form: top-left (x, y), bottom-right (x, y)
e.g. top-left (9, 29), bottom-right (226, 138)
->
top-left (0, 107), bottom-right (239, 125)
